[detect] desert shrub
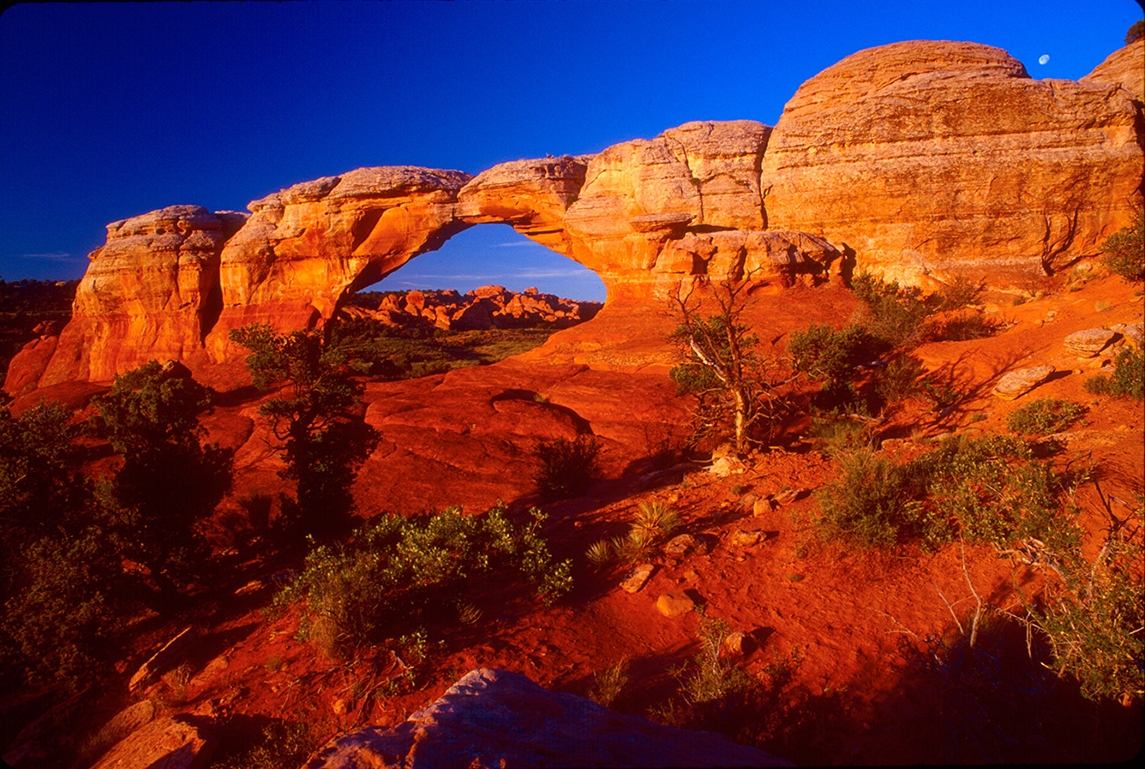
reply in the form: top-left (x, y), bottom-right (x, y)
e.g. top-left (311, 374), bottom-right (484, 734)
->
top-left (1, 526), bottom-right (133, 690)
top-left (1006, 398), bottom-right (1086, 435)
top-left (231, 325), bottom-right (378, 540)
top-left (92, 361), bottom-right (233, 607)
top-left (850, 272), bottom-right (939, 347)
top-left (212, 719), bottom-right (319, 769)
top-left (533, 435), bottom-right (599, 500)
top-left (0, 402), bottom-right (90, 562)
top-left (1127, 19), bottom-right (1145, 44)
top-left (589, 658), bottom-right (630, 708)
top-left (1034, 549), bottom-right (1144, 703)
top-left (1084, 345), bottom-right (1145, 401)
top-left (804, 415), bottom-right (874, 454)
top-left (935, 274), bottom-right (985, 310)
top-left (1100, 210), bottom-right (1145, 282)
top-left (814, 449), bottom-right (925, 547)
top-left (816, 434), bottom-right (1075, 552)
top-left (925, 311), bottom-right (1001, 342)
top-left (874, 353), bottom-right (926, 403)
top-left (788, 323), bottom-right (885, 410)
top-left (276, 504), bottom-right (572, 659)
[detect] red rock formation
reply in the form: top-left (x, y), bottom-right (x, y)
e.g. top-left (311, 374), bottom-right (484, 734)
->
top-left (204, 167), bottom-right (473, 361)
top-left (7, 40), bottom-right (1140, 393)
top-left (345, 286), bottom-right (602, 331)
top-left (32, 206), bottom-right (245, 388)
top-left (760, 41), bottom-right (1143, 287)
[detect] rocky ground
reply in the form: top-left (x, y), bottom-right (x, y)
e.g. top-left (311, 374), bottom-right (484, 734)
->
top-left (4, 272), bottom-right (1141, 767)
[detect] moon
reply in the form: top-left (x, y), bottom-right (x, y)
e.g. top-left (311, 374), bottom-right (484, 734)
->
top-left (1038, 54), bottom-right (1050, 65)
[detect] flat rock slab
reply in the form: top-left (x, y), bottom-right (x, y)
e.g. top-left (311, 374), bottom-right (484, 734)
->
top-left (1064, 328), bottom-right (1116, 357)
top-left (306, 668), bottom-right (789, 768)
top-left (91, 716), bottom-right (215, 769)
top-left (619, 564), bottom-right (655, 594)
top-left (993, 365), bottom-right (1054, 400)
top-left (656, 590), bottom-right (696, 617)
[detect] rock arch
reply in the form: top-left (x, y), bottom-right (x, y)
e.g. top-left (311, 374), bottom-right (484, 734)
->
top-left (8, 40), bottom-right (1142, 393)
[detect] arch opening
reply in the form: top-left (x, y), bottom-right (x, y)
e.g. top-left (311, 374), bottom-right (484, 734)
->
top-left (362, 224), bottom-right (606, 303)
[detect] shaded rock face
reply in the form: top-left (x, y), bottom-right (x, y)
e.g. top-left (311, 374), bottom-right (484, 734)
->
top-left (7, 40), bottom-right (1140, 390)
top-left (306, 667), bottom-right (788, 768)
top-left (760, 40), bottom-right (1143, 287)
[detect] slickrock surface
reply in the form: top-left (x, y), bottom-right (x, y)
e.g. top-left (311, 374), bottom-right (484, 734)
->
top-left (760, 40), bottom-right (1143, 287)
top-left (305, 667), bottom-right (788, 768)
top-left (89, 716), bottom-right (215, 769)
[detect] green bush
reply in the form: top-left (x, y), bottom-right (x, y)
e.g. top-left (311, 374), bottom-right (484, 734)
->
top-left (1006, 398), bottom-right (1086, 434)
top-left (1035, 550), bottom-right (1144, 703)
top-left (1084, 346), bottom-right (1145, 401)
top-left (533, 435), bottom-right (600, 500)
top-left (874, 354), bottom-right (926, 403)
top-left (1, 526), bottom-right (133, 690)
top-left (1100, 210), bottom-right (1145, 282)
top-left (788, 323), bottom-right (885, 411)
top-left (92, 362), bottom-right (233, 606)
top-left (815, 434), bottom-right (1075, 552)
top-left (850, 272), bottom-right (938, 348)
top-left (814, 449), bottom-right (924, 547)
top-left (276, 504), bottom-right (572, 659)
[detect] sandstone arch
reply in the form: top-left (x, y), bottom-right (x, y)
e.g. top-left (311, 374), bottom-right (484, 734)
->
top-left (7, 40), bottom-right (1142, 394)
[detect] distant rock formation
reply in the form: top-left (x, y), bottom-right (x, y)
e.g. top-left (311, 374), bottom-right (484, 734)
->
top-left (344, 285), bottom-right (602, 332)
top-left (6, 39), bottom-right (1141, 392)
top-left (305, 667), bottom-right (789, 768)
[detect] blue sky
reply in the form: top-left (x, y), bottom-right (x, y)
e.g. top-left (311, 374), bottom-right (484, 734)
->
top-left (0, 0), bottom-right (1140, 301)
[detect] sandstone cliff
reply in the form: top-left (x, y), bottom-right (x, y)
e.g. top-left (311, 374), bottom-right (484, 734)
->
top-left (760, 40), bottom-right (1143, 287)
top-left (6, 40), bottom-right (1140, 392)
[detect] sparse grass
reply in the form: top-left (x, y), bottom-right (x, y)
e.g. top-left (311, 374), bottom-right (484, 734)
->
top-left (589, 658), bottom-right (630, 708)
top-left (875, 354), bottom-right (925, 403)
top-left (1006, 398), bottom-right (1086, 435)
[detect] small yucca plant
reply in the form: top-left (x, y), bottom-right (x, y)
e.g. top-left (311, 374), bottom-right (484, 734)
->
top-left (632, 501), bottom-right (681, 541)
top-left (586, 539), bottom-right (613, 566)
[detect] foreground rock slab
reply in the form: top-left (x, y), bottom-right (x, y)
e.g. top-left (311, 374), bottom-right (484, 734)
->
top-left (90, 715), bottom-right (215, 769)
top-left (306, 668), bottom-right (787, 768)
top-left (993, 365), bottom-right (1055, 400)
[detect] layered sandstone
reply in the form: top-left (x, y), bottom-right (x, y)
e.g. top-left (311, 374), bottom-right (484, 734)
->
top-left (1081, 37), bottom-right (1144, 106)
top-left (205, 166), bottom-right (473, 360)
top-left (35, 206), bottom-right (245, 387)
top-left (760, 41), bottom-right (1143, 286)
top-left (6, 40), bottom-right (1141, 392)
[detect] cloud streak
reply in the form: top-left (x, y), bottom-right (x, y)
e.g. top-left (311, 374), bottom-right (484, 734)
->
top-left (17, 252), bottom-right (74, 261)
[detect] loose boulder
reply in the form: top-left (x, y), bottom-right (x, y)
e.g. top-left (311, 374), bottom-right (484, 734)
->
top-left (305, 667), bottom-right (788, 768)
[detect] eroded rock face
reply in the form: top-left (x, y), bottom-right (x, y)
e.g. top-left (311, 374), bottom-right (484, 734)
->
top-left (760, 40), bottom-right (1143, 286)
top-left (205, 166), bottom-right (473, 360)
top-left (36, 206), bottom-right (246, 386)
top-left (7, 41), bottom-right (1140, 391)
top-left (306, 667), bottom-right (788, 768)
